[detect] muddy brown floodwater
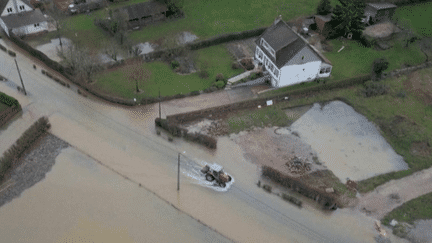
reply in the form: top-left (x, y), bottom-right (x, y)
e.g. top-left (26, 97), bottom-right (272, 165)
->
top-left (0, 147), bottom-right (232, 243)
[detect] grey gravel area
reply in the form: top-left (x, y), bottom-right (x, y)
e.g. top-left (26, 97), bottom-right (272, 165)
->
top-left (0, 133), bottom-right (69, 208)
top-left (406, 220), bottom-right (432, 243)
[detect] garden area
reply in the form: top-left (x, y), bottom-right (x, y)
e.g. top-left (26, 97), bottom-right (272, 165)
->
top-left (93, 44), bottom-right (243, 99)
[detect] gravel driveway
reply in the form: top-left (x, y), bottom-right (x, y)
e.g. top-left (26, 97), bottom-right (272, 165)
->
top-left (0, 133), bottom-right (69, 208)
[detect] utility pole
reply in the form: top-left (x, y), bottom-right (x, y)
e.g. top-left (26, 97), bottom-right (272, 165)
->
top-left (159, 88), bottom-right (161, 119)
top-left (177, 153), bottom-right (180, 191)
top-left (14, 59), bottom-right (26, 95)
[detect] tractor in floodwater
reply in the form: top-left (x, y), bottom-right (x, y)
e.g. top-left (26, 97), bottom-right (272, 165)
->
top-left (201, 164), bottom-right (232, 188)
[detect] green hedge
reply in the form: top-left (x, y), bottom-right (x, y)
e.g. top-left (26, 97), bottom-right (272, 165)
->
top-left (0, 92), bottom-right (20, 108)
top-left (155, 118), bottom-right (217, 149)
top-left (0, 117), bottom-right (50, 182)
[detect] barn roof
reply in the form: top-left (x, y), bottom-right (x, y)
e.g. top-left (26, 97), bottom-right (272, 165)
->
top-left (122, 1), bottom-right (167, 21)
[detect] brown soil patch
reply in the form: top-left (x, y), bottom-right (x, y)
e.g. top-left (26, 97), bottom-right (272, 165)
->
top-left (410, 141), bottom-right (431, 157)
top-left (403, 68), bottom-right (432, 105)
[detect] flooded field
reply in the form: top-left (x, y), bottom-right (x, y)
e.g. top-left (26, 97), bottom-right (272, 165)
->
top-left (289, 101), bottom-right (409, 183)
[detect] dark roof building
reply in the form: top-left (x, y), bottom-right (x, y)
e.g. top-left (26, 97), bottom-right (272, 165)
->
top-left (255, 18), bottom-right (331, 69)
top-left (1, 8), bottom-right (46, 28)
top-left (123, 1), bottom-right (167, 21)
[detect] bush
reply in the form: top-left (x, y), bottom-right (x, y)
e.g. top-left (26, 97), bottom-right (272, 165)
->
top-left (240, 58), bottom-right (254, 70)
top-left (214, 80), bottom-right (225, 89)
top-left (232, 62), bottom-right (242, 70)
top-left (198, 70), bottom-right (209, 79)
top-left (190, 90), bottom-right (200, 96)
top-left (0, 92), bottom-right (20, 107)
top-left (0, 117), bottom-right (50, 180)
top-left (361, 81), bottom-right (389, 97)
top-left (215, 73), bottom-right (225, 82)
top-left (0, 44), bottom-right (6, 52)
top-left (171, 60), bottom-right (180, 69)
top-left (372, 58), bottom-right (389, 80)
top-left (174, 93), bottom-right (186, 99)
top-left (7, 50), bottom-right (16, 57)
top-left (396, 90), bottom-right (406, 98)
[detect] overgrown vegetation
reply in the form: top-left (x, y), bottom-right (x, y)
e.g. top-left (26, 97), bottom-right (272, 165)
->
top-left (382, 192), bottom-right (432, 225)
top-left (227, 105), bottom-right (289, 134)
top-left (0, 117), bottom-right (51, 183)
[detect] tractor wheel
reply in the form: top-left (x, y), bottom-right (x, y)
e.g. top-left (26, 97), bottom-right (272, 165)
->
top-left (206, 174), bottom-right (214, 182)
top-left (219, 181), bottom-right (226, 188)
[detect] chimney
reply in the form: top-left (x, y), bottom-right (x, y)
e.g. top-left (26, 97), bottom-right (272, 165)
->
top-left (274, 15), bottom-right (282, 25)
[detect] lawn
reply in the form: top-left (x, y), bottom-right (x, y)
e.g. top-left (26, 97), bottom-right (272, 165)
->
top-left (227, 105), bottom-right (290, 134)
top-left (93, 44), bottom-right (243, 98)
top-left (262, 67), bottom-right (432, 194)
top-left (393, 1), bottom-right (432, 37)
top-left (128, 0), bottom-right (341, 43)
top-left (382, 192), bottom-right (432, 225)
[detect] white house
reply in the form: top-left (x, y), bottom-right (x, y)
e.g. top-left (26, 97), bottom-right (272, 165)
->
top-left (0, 0), bottom-right (48, 37)
top-left (254, 16), bottom-right (332, 88)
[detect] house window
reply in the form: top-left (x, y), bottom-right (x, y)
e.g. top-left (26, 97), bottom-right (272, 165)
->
top-left (7, 7), bottom-right (12, 13)
top-left (34, 23), bottom-right (40, 27)
top-left (320, 68), bottom-right (325, 74)
top-left (274, 69), bottom-right (279, 78)
top-left (326, 67), bottom-right (331, 73)
top-left (258, 49), bottom-right (263, 60)
top-left (19, 5), bottom-right (25, 10)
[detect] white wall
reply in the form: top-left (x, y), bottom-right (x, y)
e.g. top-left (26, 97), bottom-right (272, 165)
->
top-left (279, 61), bottom-right (321, 87)
top-left (0, 18), bottom-right (9, 36)
top-left (1, 0), bottom-right (33, 17)
top-left (11, 21), bottom-right (48, 36)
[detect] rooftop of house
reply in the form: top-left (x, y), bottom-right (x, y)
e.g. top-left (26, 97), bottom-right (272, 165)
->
top-left (122, 1), bottom-right (168, 21)
top-left (256, 18), bottom-right (331, 68)
top-left (0, 0), bottom-right (33, 13)
top-left (1, 8), bottom-right (46, 29)
top-left (367, 2), bottom-right (397, 10)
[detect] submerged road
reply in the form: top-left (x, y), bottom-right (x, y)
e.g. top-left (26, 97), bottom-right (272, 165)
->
top-left (0, 37), bottom-right (408, 243)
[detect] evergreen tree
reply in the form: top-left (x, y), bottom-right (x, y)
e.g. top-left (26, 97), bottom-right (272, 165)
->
top-left (316, 0), bottom-right (332, 15)
top-left (330, 0), bottom-right (366, 38)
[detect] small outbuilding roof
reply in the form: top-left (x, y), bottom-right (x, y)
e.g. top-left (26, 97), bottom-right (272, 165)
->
top-left (366, 2), bottom-right (397, 10)
top-left (122, 1), bottom-right (168, 21)
top-left (0, 9), bottom-right (46, 29)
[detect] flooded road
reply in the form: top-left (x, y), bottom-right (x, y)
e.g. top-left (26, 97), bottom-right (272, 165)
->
top-left (0, 147), bottom-right (231, 243)
top-left (0, 39), bottom-right (409, 242)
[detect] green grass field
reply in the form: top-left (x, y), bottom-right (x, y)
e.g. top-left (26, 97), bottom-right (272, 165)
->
top-left (93, 44), bottom-right (242, 98)
top-left (382, 192), bottom-right (432, 225)
top-left (264, 67), bottom-right (432, 194)
top-left (393, 1), bottom-right (432, 37)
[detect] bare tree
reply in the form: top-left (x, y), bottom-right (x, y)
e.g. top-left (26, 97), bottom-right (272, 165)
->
top-left (58, 44), bottom-right (103, 83)
top-left (109, 8), bottom-right (129, 45)
top-left (127, 59), bottom-right (151, 93)
top-left (103, 39), bottom-right (121, 61)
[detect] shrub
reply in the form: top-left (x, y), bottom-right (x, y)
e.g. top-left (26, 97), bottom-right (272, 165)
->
top-left (262, 184), bottom-right (272, 193)
top-left (190, 90), bottom-right (200, 96)
top-left (0, 92), bottom-right (20, 107)
top-left (249, 73), bottom-right (257, 80)
top-left (41, 70), bottom-right (45, 75)
top-left (174, 93), bottom-right (186, 99)
top-left (372, 58), bottom-right (389, 80)
top-left (240, 58), bottom-right (254, 70)
top-left (214, 80), bottom-right (225, 89)
top-left (0, 44), bottom-right (6, 52)
top-left (232, 62), bottom-right (242, 70)
top-left (171, 60), bottom-right (180, 69)
top-left (396, 90), bottom-right (406, 98)
top-left (198, 70), bottom-right (209, 79)
top-left (215, 73), bottom-right (225, 82)
top-left (361, 81), bottom-right (389, 97)
top-left (7, 50), bottom-right (16, 57)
